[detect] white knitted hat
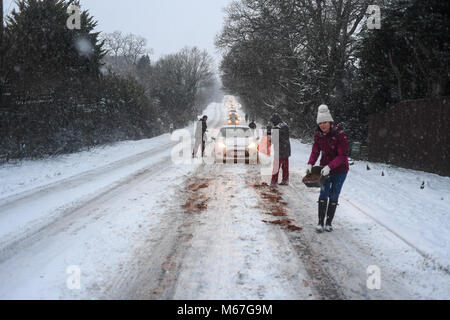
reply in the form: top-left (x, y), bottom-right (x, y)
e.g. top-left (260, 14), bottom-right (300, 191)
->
top-left (316, 104), bottom-right (334, 124)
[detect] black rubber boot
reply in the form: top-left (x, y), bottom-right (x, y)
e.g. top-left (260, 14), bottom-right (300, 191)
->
top-left (325, 202), bottom-right (338, 231)
top-left (316, 199), bottom-right (327, 232)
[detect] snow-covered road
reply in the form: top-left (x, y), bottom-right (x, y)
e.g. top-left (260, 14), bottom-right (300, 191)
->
top-left (0, 99), bottom-right (449, 300)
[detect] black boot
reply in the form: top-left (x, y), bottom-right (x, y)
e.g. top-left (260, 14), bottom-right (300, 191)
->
top-left (325, 202), bottom-right (338, 232)
top-left (316, 199), bottom-right (327, 233)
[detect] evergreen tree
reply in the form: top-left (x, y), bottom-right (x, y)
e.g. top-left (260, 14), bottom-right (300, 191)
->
top-left (5, 0), bottom-right (105, 94)
top-left (136, 54), bottom-right (152, 83)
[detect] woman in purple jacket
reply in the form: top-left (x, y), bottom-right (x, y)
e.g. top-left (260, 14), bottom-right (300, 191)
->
top-left (306, 105), bottom-right (349, 233)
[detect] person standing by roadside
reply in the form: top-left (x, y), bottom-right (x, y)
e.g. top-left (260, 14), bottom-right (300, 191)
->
top-left (192, 115), bottom-right (208, 158)
top-left (201, 115), bottom-right (208, 157)
top-left (270, 113), bottom-right (291, 186)
top-left (306, 105), bottom-right (349, 233)
top-left (257, 124), bottom-right (272, 156)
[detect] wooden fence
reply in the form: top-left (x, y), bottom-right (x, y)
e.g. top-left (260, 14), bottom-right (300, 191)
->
top-left (367, 97), bottom-right (450, 176)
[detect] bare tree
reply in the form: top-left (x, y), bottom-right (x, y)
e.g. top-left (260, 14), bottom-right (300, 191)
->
top-left (101, 31), bottom-right (152, 76)
top-left (151, 47), bottom-right (216, 124)
top-left (122, 33), bottom-right (148, 66)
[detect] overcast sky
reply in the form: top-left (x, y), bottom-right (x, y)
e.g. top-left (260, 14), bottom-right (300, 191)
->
top-left (4, 0), bottom-right (233, 66)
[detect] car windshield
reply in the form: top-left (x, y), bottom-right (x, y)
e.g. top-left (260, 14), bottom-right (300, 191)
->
top-left (220, 128), bottom-right (252, 138)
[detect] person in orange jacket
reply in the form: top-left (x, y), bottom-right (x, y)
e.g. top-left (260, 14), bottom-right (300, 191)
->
top-left (257, 125), bottom-right (272, 155)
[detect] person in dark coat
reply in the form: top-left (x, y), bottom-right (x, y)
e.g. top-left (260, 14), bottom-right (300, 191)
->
top-left (192, 115), bottom-right (208, 158)
top-left (270, 113), bottom-right (291, 186)
top-left (306, 105), bottom-right (349, 233)
top-left (201, 115), bottom-right (208, 156)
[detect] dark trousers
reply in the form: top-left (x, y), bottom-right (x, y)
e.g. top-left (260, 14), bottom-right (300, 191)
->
top-left (192, 139), bottom-right (206, 157)
top-left (271, 158), bottom-right (289, 184)
top-left (319, 173), bottom-right (347, 203)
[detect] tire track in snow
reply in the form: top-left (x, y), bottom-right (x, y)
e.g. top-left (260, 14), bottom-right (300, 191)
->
top-left (0, 156), bottom-right (173, 263)
top-left (138, 163), bottom-right (315, 299)
top-left (104, 166), bottom-right (212, 299)
top-left (245, 168), bottom-right (345, 300)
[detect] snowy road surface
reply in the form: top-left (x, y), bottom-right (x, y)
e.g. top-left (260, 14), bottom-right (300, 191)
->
top-left (0, 100), bottom-right (449, 299)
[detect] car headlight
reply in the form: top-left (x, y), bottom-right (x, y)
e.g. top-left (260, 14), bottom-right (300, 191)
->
top-left (218, 142), bottom-right (226, 149)
top-left (248, 142), bottom-right (256, 149)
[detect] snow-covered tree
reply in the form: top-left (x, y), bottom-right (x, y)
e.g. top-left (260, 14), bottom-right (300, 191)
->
top-left (217, 0), bottom-right (375, 138)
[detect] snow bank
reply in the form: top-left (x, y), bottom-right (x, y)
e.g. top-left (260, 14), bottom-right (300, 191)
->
top-left (0, 135), bottom-right (170, 200)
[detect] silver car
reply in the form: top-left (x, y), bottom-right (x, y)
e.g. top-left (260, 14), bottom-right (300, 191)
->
top-left (213, 125), bottom-right (259, 164)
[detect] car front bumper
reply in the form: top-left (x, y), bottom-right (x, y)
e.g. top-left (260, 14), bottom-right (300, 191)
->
top-left (215, 147), bottom-right (258, 163)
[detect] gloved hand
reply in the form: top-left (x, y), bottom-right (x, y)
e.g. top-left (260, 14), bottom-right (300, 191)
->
top-left (321, 165), bottom-right (330, 176)
top-left (305, 164), bottom-right (312, 175)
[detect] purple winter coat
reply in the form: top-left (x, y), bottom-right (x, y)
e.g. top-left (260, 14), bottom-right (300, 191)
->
top-left (308, 123), bottom-right (349, 174)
